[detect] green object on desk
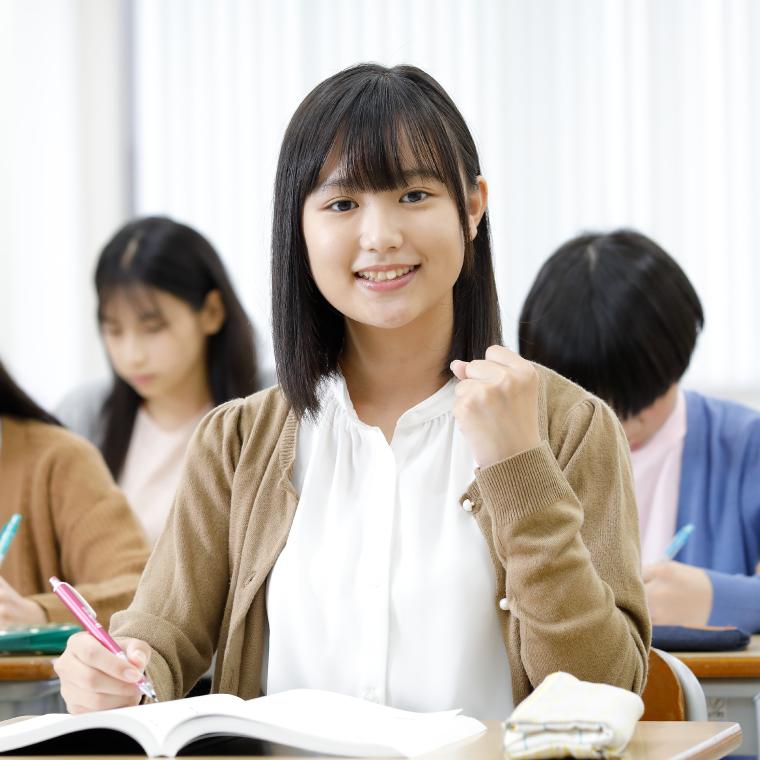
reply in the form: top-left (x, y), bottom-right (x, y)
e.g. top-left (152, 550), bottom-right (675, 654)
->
top-left (0, 623), bottom-right (82, 654)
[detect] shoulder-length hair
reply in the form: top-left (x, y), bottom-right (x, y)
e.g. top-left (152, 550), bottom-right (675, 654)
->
top-left (0, 360), bottom-right (60, 426)
top-left (519, 229), bottom-right (704, 419)
top-left (271, 63), bottom-right (502, 417)
top-left (95, 216), bottom-right (258, 478)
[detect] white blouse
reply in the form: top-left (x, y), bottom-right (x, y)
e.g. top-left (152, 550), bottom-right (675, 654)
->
top-left (265, 375), bottom-right (512, 719)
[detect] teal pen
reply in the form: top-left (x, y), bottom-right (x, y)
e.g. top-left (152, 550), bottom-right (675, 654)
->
top-left (663, 522), bottom-right (695, 560)
top-left (0, 514), bottom-right (22, 567)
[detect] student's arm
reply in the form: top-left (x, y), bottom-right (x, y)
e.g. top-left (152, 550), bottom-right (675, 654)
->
top-left (108, 402), bottom-right (243, 702)
top-left (707, 572), bottom-right (760, 632)
top-left (476, 396), bottom-right (650, 694)
top-left (706, 423), bottom-right (760, 633)
top-left (27, 435), bottom-right (150, 626)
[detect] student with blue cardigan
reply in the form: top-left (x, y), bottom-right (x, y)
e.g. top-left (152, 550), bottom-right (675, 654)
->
top-left (519, 229), bottom-right (760, 633)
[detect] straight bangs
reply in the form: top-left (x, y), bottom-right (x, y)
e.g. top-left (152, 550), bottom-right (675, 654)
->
top-left (96, 276), bottom-right (166, 326)
top-left (308, 87), bottom-right (471, 236)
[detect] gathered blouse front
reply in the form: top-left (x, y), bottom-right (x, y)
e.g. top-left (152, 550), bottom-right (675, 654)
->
top-left (265, 375), bottom-right (513, 719)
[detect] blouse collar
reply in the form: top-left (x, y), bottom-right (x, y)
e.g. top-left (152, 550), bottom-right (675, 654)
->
top-left (325, 373), bottom-right (458, 429)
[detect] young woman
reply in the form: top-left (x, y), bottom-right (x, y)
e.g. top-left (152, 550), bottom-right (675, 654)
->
top-left (519, 229), bottom-right (760, 632)
top-left (57, 217), bottom-right (260, 545)
top-left (55, 64), bottom-right (649, 716)
top-left (0, 360), bottom-right (149, 626)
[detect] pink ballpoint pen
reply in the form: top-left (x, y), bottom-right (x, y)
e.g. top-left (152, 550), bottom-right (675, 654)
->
top-left (49, 576), bottom-right (157, 701)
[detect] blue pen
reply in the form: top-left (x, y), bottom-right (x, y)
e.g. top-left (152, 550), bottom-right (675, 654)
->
top-left (0, 514), bottom-right (22, 567)
top-left (663, 522), bottom-right (695, 560)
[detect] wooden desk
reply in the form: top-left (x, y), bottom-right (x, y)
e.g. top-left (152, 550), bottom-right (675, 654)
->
top-left (674, 635), bottom-right (760, 756)
top-left (3, 721), bottom-right (740, 760)
top-left (0, 656), bottom-right (56, 681)
top-left (0, 656), bottom-right (61, 722)
top-left (676, 635), bottom-right (760, 678)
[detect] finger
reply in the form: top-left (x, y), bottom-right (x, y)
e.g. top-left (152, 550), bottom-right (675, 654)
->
top-left (641, 563), bottom-right (663, 583)
top-left (462, 359), bottom-right (507, 382)
top-left (124, 640), bottom-right (151, 671)
top-left (450, 360), bottom-right (468, 380)
top-left (484, 344), bottom-right (522, 366)
top-left (67, 634), bottom-right (146, 685)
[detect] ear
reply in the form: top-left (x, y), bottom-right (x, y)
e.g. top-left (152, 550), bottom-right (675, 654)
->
top-left (199, 289), bottom-right (226, 336)
top-left (467, 176), bottom-right (488, 241)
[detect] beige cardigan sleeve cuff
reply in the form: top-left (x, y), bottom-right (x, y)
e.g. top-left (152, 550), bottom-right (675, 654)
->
top-left (475, 441), bottom-right (577, 522)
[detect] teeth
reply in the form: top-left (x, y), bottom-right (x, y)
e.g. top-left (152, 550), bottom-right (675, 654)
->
top-left (357, 266), bottom-right (414, 282)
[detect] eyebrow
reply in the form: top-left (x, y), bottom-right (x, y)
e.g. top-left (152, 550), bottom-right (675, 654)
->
top-left (316, 168), bottom-right (442, 193)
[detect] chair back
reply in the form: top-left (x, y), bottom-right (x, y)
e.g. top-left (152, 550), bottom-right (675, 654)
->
top-left (641, 648), bottom-right (707, 721)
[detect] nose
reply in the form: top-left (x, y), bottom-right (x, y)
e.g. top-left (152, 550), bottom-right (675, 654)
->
top-left (358, 201), bottom-right (403, 254)
top-left (122, 333), bottom-right (148, 367)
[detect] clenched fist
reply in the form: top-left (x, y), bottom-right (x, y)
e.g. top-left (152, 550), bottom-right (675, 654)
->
top-left (451, 345), bottom-right (541, 468)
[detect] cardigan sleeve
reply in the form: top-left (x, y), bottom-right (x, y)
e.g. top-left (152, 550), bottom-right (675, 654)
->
top-left (475, 397), bottom-right (650, 694)
top-left (705, 404), bottom-right (760, 633)
top-left (708, 571), bottom-right (760, 632)
top-left (109, 400), bottom-right (244, 702)
top-left (27, 433), bottom-right (150, 626)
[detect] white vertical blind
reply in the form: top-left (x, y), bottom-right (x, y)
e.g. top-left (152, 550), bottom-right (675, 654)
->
top-left (0, 0), bottom-right (129, 407)
top-left (130, 0), bottom-right (760, 399)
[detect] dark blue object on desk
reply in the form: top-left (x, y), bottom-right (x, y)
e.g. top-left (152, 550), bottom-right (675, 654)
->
top-left (653, 624), bottom-right (750, 652)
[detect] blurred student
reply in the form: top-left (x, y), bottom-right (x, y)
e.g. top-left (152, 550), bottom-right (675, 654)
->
top-left (519, 229), bottom-right (760, 632)
top-left (58, 217), bottom-right (260, 545)
top-left (0, 360), bottom-right (149, 626)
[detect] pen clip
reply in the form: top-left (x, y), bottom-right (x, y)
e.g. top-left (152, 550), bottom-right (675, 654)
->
top-left (61, 581), bottom-right (98, 621)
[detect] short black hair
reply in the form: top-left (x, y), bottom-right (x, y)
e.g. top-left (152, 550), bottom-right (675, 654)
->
top-left (271, 63), bottom-right (502, 417)
top-left (519, 229), bottom-right (704, 419)
top-left (95, 216), bottom-right (259, 477)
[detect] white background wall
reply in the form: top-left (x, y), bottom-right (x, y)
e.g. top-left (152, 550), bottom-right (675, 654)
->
top-left (2, 0), bottom-right (759, 409)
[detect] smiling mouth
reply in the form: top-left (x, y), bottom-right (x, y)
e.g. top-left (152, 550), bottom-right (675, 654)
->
top-left (355, 265), bottom-right (419, 282)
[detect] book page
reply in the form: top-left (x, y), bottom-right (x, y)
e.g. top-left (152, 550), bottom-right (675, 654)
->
top-left (112, 693), bottom-right (244, 748)
top-left (0, 694), bottom-right (244, 756)
top-left (233, 690), bottom-right (485, 756)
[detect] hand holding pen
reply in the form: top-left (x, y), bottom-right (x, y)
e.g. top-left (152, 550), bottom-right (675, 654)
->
top-left (50, 577), bottom-right (157, 710)
top-left (663, 523), bottom-right (695, 561)
top-left (0, 515), bottom-right (45, 626)
top-left (0, 514), bottom-right (22, 567)
top-left (643, 524), bottom-right (711, 626)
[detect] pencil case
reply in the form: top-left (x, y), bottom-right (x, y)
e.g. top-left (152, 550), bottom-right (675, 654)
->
top-left (652, 624), bottom-right (750, 652)
top-left (0, 623), bottom-right (82, 654)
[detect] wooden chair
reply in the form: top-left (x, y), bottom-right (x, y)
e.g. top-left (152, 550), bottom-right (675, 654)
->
top-left (641, 649), bottom-right (707, 721)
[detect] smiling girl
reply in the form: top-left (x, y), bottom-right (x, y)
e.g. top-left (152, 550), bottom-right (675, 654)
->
top-left (55, 64), bottom-right (649, 716)
top-left (58, 218), bottom-right (259, 545)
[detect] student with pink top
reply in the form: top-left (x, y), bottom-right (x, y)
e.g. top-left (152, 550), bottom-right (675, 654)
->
top-left (57, 218), bottom-right (261, 545)
top-left (519, 229), bottom-right (760, 632)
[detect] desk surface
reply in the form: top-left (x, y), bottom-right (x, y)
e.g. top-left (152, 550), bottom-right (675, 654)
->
top-left (675, 634), bottom-right (760, 678)
top-left (0, 656), bottom-right (56, 681)
top-left (2, 721), bottom-right (741, 760)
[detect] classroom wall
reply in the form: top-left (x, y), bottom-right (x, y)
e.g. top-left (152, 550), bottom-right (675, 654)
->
top-left (2, 0), bottom-right (759, 410)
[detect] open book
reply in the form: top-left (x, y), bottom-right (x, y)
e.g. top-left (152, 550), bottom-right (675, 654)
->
top-left (0, 689), bottom-right (486, 757)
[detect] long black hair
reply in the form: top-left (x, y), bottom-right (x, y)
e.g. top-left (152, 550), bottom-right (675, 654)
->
top-left (0, 360), bottom-right (60, 426)
top-left (519, 229), bottom-right (704, 419)
top-left (271, 63), bottom-right (503, 417)
top-left (96, 216), bottom-right (258, 478)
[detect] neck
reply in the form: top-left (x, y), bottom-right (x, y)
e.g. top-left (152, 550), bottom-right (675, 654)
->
top-left (341, 297), bottom-right (453, 421)
top-left (143, 368), bottom-right (212, 431)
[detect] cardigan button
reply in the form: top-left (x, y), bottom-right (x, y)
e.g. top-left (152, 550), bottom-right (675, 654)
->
top-left (498, 597), bottom-right (509, 611)
top-left (462, 498), bottom-right (474, 512)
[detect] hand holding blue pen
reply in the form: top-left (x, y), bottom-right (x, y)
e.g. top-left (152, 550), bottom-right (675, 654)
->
top-left (663, 523), bottom-right (695, 561)
top-left (0, 515), bottom-right (22, 567)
